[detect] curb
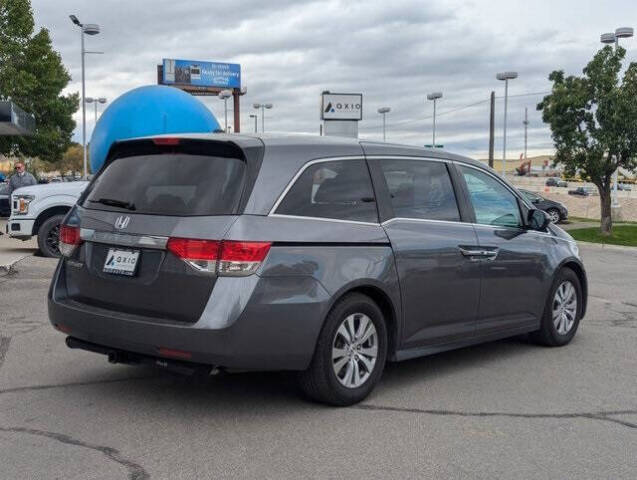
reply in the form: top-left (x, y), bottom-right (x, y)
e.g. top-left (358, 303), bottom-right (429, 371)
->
top-left (576, 241), bottom-right (637, 252)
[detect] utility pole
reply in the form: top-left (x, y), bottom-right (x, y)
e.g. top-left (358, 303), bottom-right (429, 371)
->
top-left (523, 107), bottom-right (528, 161)
top-left (488, 91), bottom-right (495, 168)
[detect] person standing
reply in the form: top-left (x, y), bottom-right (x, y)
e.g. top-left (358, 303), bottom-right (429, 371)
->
top-left (8, 162), bottom-right (37, 195)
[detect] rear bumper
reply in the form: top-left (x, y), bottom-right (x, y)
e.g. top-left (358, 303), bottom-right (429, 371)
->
top-left (48, 260), bottom-right (330, 371)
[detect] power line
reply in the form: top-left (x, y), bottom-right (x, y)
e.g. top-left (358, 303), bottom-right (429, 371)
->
top-left (360, 90), bottom-right (551, 131)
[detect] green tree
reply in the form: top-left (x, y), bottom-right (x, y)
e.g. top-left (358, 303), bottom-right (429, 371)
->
top-left (0, 0), bottom-right (79, 163)
top-left (538, 46), bottom-right (637, 235)
top-left (59, 142), bottom-right (83, 175)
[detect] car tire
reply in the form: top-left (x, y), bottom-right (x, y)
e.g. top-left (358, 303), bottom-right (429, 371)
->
top-left (546, 208), bottom-right (561, 224)
top-left (530, 268), bottom-right (582, 347)
top-left (298, 293), bottom-right (388, 406)
top-left (37, 214), bottom-right (65, 258)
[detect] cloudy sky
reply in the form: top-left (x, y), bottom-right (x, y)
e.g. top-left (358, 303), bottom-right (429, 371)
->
top-left (31, 0), bottom-right (635, 158)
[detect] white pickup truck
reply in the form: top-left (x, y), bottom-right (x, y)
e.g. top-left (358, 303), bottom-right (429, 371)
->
top-left (6, 181), bottom-right (88, 257)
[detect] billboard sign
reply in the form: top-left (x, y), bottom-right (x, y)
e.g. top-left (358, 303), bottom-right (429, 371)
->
top-left (321, 93), bottom-right (363, 120)
top-left (162, 59), bottom-right (241, 89)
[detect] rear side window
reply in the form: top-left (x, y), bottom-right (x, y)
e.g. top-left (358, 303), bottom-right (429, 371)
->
top-left (379, 159), bottom-right (460, 221)
top-left (275, 159), bottom-right (378, 223)
top-left (83, 154), bottom-right (245, 216)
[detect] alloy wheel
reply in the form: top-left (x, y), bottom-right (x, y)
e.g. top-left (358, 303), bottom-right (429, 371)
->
top-left (548, 209), bottom-right (560, 223)
top-left (46, 223), bottom-right (61, 256)
top-left (332, 313), bottom-right (378, 388)
top-left (553, 280), bottom-right (577, 335)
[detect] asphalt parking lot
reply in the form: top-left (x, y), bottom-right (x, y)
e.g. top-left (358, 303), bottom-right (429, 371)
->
top-left (0, 244), bottom-right (636, 479)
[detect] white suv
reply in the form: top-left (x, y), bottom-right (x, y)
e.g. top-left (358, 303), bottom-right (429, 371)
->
top-left (7, 181), bottom-right (88, 257)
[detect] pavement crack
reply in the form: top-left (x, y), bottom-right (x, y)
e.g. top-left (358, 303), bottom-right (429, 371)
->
top-left (0, 375), bottom-right (156, 396)
top-left (354, 404), bottom-right (637, 430)
top-left (0, 426), bottom-right (150, 479)
top-left (0, 336), bottom-right (10, 371)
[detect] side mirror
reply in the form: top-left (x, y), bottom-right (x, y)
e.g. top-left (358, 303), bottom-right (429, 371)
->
top-left (531, 198), bottom-right (539, 204)
top-left (528, 208), bottom-right (550, 231)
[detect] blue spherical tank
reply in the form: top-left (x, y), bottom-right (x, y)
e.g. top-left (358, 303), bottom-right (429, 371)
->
top-left (89, 85), bottom-right (220, 173)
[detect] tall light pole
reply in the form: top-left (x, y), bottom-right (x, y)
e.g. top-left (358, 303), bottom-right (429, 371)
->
top-left (496, 72), bottom-right (518, 178)
top-left (218, 89), bottom-right (232, 133)
top-left (249, 114), bottom-right (258, 133)
top-left (377, 107), bottom-right (390, 142)
top-left (85, 97), bottom-right (107, 123)
top-left (253, 103), bottom-right (273, 133)
top-left (426, 92), bottom-right (442, 147)
top-left (70, 15), bottom-right (101, 179)
top-left (601, 27), bottom-right (633, 207)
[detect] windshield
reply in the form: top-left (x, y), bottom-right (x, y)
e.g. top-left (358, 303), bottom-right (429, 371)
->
top-left (83, 154), bottom-right (246, 216)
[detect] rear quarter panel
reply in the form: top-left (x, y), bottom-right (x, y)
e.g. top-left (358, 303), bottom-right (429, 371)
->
top-left (225, 215), bottom-right (403, 358)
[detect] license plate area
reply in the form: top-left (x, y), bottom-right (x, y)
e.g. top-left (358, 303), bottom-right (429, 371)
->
top-left (103, 248), bottom-right (140, 276)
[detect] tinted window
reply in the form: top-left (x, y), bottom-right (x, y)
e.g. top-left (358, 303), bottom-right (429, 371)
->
top-left (379, 159), bottom-right (460, 221)
top-left (459, 166), bottom-right (522, 227)
top-left (520, 190), bottom-right (542, 202)
top-left (275, 159), bottom-right (378, 223)
top-left (84, 154), bottom-right (245, 216)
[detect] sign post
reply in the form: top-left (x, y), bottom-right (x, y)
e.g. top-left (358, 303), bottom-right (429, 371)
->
top-left (158, 59), bottom-right (244, 132)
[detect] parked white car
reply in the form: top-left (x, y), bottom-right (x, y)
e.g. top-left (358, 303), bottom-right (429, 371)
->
top-left (6, 181), bottom-right (88, 257)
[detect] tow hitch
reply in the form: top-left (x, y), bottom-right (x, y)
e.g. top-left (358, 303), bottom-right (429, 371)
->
top-left (65, 336), bottom-right (215, 377)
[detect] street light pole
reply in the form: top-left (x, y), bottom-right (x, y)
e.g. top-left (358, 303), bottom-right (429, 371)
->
top-left (70, 15), bottom-right (100, 179)
top-left (253, 103), bottom-right (273, 133)
top-left (249, 114), bottom-right (257, 133)
top-left (496, 72), bottom-right (518, 178)
top-left (377, 107), bottom-right (390, 142)
top-left (219, 90), bottom-right (232, 133)
top-left (601, 27), bottom-right (633, 208)
top-left (426, 92), bottom-right (443, 148)
top-left (80, 29), bottom-right (86, 176)
top-left (85, 97), bottom-right (107, 123)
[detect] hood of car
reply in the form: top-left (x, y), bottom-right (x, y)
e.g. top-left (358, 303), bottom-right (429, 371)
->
top-left (11, 181), bottom-right (89, 198)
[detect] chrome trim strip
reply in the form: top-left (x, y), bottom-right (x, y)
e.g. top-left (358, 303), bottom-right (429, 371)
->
top-left (268, 213), bottom-right (380, 227)
top-left (268, 156), bottom-right (367, 216)
top-left (80, 229), bottom-right (168, 249)
top-left (363, 155), bottom-right (450, 164)
top-left (381, 217), bottom-right (473, 228)
top-left (381, 217), bottom-right (571, 242)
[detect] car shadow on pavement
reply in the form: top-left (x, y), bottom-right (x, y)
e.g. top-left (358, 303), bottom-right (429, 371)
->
top-left (58, 335), bottom-right (540, 412)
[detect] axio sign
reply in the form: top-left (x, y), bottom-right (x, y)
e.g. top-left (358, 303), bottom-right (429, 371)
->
top-left (162, 59), bottom-right (241, 89)
top-left (321, 93), bottom-right (363, 120)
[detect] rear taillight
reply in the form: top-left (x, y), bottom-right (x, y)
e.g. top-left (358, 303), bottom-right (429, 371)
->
top-left (166, 238), bottom-right (220, 273)
top-left (59, 224), bottom-right (82, 257)
top-left (218, 241), bottom-right (271, 276)
top-left (166, 238), bottom-right (271, 276)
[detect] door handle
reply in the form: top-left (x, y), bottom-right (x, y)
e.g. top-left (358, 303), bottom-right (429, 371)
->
top-left (459, 247), bottom-right (485, 257)
top-left (459, 247), bottom-right (499, 260)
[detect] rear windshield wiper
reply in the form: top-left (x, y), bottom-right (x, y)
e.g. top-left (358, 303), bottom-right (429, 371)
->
top-left (88, 197), bottom-right (136, 210)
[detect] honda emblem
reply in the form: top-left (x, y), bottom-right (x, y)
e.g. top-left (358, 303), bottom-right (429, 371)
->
top-left (114, 216), bottom-right (131, 230)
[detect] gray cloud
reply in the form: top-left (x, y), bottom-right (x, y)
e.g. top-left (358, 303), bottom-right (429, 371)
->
top-left (30, 0), bottom-right (635, 158)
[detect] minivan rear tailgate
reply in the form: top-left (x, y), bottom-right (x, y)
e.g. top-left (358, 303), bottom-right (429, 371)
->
top-left (63, 212), bottom-right (239, 323)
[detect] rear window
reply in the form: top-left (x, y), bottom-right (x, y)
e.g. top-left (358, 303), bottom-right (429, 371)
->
top-left (83, 154), bottom-right (245, 216)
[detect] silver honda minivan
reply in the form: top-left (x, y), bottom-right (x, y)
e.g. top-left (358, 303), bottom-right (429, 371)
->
top-left (48, 134), bottom-right (587, 405)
